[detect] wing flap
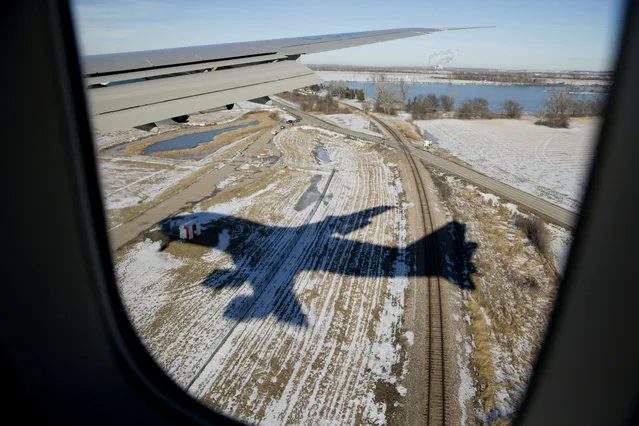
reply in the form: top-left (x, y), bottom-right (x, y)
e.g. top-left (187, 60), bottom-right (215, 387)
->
top-left (88, 61), bottom-right (320, 133)
top-left (86, 53), bottom-right (287, 85)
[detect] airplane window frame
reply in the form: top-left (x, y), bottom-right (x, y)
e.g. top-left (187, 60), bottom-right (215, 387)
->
top-left (2, 0), bottom-right (637, 424)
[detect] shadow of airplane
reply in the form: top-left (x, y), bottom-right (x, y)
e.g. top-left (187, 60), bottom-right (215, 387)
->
top-left (157, 206), bottom-right (477, 327)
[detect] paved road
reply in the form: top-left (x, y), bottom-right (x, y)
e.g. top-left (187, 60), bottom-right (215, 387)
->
top-left (275, 98), bottom-right (577, 229)
top-left (405, 145), bottom-right (577, 229)
top-left (109, 129), bottom-right (274, 250)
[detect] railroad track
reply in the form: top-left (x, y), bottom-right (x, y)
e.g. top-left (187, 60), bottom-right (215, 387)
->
top-left (373, 115), bottom-right (447, 426)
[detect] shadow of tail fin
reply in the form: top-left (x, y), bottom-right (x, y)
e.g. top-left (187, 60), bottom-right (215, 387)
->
top-left (405, 221), bottom-right (478, 289)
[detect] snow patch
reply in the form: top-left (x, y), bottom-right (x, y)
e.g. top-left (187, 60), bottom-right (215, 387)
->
top-left (318, 113), bottom-right (382, 136)
top-left (404, 331), bottom-right (414, 346)
top-left (396, 385), bottom-right (407, 397)
top-left (547, 223), bottom-right (573, 273)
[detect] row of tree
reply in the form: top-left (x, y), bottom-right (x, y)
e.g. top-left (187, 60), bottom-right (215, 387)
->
top-left (451, 70), bottom-right (537, 84)
top-left (405, 94), bottom-right (520, 119)
top-left (408, 94), bottom-right (456, 118)
top-left (300, 76), bottom-right (605, 128)
top-left (535, 91), bottom-right (606, 127)
top-left (403, 91), bottom-right (604, 126)
top-left (277, 90), bottom-right (348, 114)
top-left (317, 82), bottom-right (366, 101)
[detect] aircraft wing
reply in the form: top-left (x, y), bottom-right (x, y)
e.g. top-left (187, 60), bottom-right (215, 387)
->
top-left (83, 27), bottom-right (493, 132)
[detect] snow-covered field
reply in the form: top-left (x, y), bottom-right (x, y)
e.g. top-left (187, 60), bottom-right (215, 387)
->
top-left (317, 70), bottom-right (610, 87)
top-left (316, 113), bottom-right (382, 136)
top-left (99, 159), bottom-right (193, 210)
top-left (415, 118), bottom-right (599, 212)
top-left (115, 127), bottom-right (413, 424)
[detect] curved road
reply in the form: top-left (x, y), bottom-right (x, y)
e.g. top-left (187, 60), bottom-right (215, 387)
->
top-left (273, 98), bottom-right (577, 230)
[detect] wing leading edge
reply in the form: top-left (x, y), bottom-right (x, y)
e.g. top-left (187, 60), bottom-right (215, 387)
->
top-left (83, 26), bottom-right (493, 132)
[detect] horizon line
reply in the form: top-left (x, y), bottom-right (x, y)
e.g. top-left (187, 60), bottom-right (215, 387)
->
top-left (304, 63), bottom-right (615, 74)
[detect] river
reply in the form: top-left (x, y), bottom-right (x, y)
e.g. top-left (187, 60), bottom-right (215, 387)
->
top-left (345, 82), bottom-right (606, 114)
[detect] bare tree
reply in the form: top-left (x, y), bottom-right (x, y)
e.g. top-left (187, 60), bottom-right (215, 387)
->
top-left (373, 73), bottom-right (401, 115)
top-left (397, 77), bottom-right (414, 106)
top-left (587, 96), bottom-right (607, 116)
top-left (536, 91), bottom-right (571, 127)
top-left (424, 94), bottom-right (440, 111)
top-left (362, 99), bottom-right (374, 113)
top-left (501, 99), bottom-right (523, 118)
top-left (440, 95), bottom-right (455, 112)
top-left (568, 98), bottom-right (589, 117)
top-left (544, 91), bottom-right (572, 116)
top-left (457, 98), bottom-right (491, 119)
top-left (326, 81), bottom-right (349, 98)
top-left (408, 93), bottom-right (445, 119)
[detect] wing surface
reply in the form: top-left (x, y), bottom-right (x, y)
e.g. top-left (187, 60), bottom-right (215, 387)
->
top-left (83, 27), bottom-right (493, 132)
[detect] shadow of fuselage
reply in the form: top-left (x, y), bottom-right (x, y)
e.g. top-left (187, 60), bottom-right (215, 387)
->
top-left (158, 206), bottom-right (477, 327)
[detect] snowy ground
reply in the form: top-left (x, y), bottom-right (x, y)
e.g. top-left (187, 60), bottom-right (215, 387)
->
top-left (317, 71), bottom-right (610, 87)
top-left (99, 159), bottom-right (194, 211)
top-left (414, 118), bottom-right (599, 212)
top-left (316, 113), bottom-right (382, 136)
top-left (114, 126), bottom-right (414, 424)
top-left (98, 126), bottom-right (263, 230)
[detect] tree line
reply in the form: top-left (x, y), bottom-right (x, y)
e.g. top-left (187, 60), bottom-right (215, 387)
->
top-left (277, 90), bottom-right (349, 114)
top-left (368, 74), bottom-right (605, 127)
top-left (409, 92), bottom-right (604, 126)
top-left (294, 77), bottom-right (606, 128)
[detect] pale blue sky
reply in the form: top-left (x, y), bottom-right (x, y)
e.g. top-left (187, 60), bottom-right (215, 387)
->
top-left (71, 0), bottom-right (626, 71)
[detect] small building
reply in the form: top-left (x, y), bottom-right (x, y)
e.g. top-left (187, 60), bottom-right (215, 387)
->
top-left (424, 139), bottom-right (432, 147)
top-left (179, 220), bottom-right (201, 240)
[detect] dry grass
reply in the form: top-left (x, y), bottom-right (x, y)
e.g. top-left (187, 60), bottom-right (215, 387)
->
top-left (105, 159), bottom-right (174, 170)
top-left (468, 295), bottom-right (498, 413)
top-left (391, 120), bottom-right (422, 141)
top-left (514, 215), bottom-right (552, 261)
top-left (535, 114), bottom-right (570, 128)
top-left (429, 169), bottom-right (452, 201)
top-left (268, 110), bottom-right (280, 121)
